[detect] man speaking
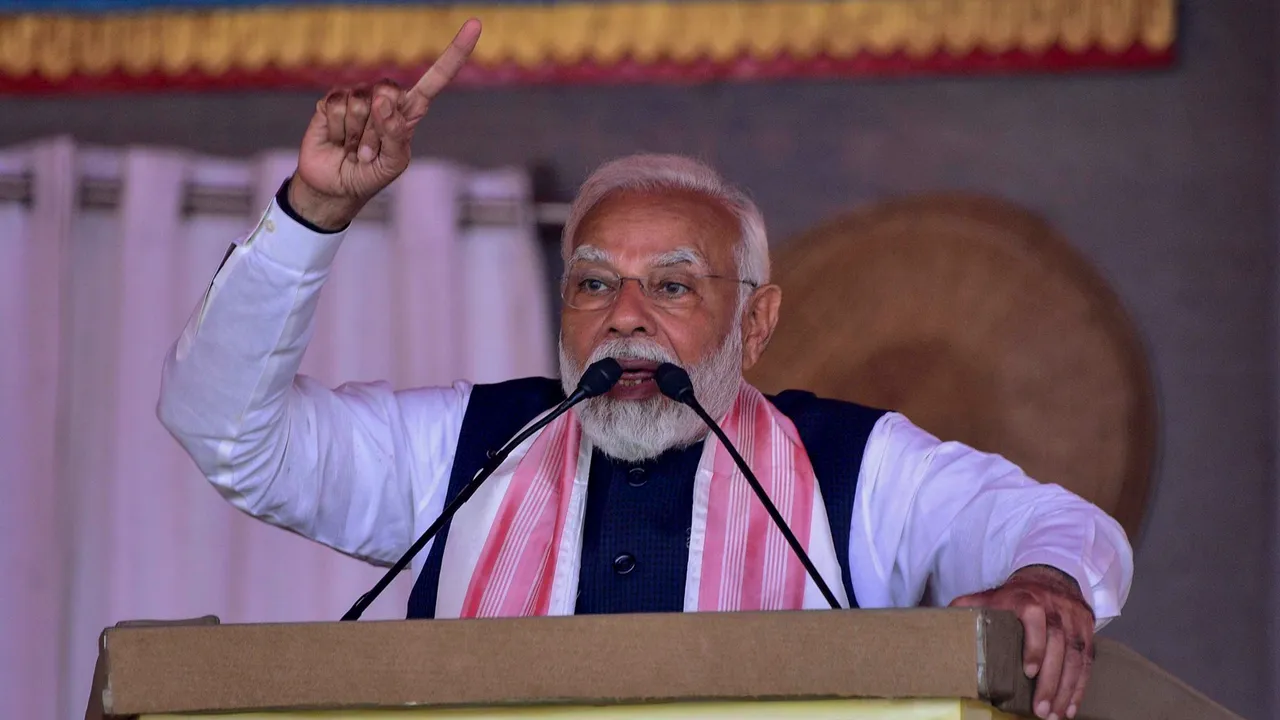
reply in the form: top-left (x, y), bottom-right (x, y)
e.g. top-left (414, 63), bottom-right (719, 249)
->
top-left (158, 19), bottom-right (1130, 720)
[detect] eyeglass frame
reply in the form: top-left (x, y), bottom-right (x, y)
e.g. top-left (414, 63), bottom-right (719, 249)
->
top-left (559, 266), bottom-right (760, 311)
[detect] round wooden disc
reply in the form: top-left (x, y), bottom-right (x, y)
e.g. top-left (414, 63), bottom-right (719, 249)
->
top-left (747, 194), bottom-right (1156, 537)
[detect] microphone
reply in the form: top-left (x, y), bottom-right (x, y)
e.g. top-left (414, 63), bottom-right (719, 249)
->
top-left (654, 363), bottom-right (843, 610)
top-left (341, 357), bottom-right (623, 621)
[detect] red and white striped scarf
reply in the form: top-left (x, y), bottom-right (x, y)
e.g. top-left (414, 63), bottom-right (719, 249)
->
top-left (431, 381), bottom-right (846, 617)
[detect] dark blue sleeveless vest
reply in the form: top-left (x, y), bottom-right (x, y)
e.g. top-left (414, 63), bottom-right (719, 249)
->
top-left (407, 377), bottom-right (886, 618)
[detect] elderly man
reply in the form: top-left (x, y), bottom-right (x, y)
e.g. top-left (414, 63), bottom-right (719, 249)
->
top-left (158, 19), bottom-right (1130, 720)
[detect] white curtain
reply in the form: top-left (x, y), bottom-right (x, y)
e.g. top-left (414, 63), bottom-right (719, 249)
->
top-left (0, 137), bottom-right (555, 720)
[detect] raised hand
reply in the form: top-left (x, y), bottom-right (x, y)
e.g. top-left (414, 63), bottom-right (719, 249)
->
top-left (288, 18), bottom-right (482, 230)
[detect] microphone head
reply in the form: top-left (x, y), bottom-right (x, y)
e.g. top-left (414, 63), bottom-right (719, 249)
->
top-left (576, 358), bottom-right (624, 398)
top-left (654, 363), bottom-right (696, 405)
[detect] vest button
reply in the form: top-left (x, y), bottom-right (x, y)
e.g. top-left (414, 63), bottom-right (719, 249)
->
top-left (612, 553), bottom-right (636, 575)
top-left (627, 467), bottom-right (647, 487)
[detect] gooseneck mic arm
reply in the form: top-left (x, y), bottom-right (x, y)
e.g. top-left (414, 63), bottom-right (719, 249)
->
top-left (654, 363), bottom-right (843, 610)
top-left (340, 358), bottom-right (624, 621)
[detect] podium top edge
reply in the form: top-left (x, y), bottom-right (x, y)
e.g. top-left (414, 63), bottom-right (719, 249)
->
top-left (99, 608), bottom-right (1026, 716)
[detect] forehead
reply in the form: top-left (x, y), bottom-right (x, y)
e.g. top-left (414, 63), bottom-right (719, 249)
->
top-left (570, 188), bottom-right (739, 267)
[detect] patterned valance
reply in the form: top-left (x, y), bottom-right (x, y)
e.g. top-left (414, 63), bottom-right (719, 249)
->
top-left (0, 0), bottom-right (1178, 93)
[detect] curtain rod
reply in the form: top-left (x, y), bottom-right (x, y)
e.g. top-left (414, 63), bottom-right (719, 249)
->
top-left (0, 172), bottom-right (571, 228)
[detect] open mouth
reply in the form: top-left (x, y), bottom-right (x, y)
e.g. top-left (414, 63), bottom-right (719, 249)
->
top-left (615, 359), bottom-right (660, 389)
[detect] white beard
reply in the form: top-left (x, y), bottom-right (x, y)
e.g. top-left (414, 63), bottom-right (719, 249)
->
top-left (559, 322), bottom-right (744, 463)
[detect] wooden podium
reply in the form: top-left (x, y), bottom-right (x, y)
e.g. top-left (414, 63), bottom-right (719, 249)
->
top-left (87, 609), bottom-right (1241, 720)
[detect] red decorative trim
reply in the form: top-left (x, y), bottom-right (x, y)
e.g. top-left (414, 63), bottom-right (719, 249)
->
top-left (0, 45), bottom-right (1175, 95)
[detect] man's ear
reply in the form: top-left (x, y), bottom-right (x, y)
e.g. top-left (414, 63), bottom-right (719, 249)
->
top-left (741, 284), bottom-right (782, 371)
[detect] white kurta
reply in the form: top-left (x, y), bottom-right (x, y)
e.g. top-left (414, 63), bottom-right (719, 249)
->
top-left (157, 197), bottom-right (1134, 626)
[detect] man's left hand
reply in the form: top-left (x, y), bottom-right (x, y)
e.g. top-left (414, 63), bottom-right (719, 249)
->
top-left (949, 565), bottom-right (1095, 720)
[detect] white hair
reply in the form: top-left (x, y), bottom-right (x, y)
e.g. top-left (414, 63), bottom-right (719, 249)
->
top-left (561, 154), bottom-right (770, 286)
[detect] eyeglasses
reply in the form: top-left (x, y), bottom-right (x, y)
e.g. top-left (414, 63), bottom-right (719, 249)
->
top-left (561, 266), bottom-right (758, 311)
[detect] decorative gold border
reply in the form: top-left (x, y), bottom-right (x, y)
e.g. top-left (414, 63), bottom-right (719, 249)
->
top-left (0, 0), bottom-right (1178, 81)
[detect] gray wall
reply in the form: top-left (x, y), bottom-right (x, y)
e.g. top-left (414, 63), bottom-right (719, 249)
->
top-left (1, 1), bottom-right (1274, 716)
top-left (1272, 3), bottom-right (1280, 719)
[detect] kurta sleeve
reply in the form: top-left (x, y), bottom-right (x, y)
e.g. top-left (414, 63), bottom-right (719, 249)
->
top-left (157, 189), bottom-right (469, 566)
top-left (848, 412), bottom-right (1133, 627)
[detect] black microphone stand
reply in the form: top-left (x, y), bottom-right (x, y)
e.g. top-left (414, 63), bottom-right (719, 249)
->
top-left (340, 358), bottom-right (623, 621)
top-left (655, 363), bottom-right (843, 610)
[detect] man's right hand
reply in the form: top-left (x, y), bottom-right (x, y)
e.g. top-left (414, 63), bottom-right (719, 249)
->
top-left (287, 18), bottom-right (482, 230)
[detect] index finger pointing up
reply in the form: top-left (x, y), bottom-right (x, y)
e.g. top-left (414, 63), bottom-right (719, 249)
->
top-left (403, 18), bottom-right (482, 119)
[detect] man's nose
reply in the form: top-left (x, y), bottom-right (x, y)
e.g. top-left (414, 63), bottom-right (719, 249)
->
top-left (605, 279), bottom-right (655, 336)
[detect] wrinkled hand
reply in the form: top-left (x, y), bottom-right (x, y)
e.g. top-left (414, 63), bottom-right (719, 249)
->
top-left (950, 566), bottom-right (1095, 720)
top-left (288, 18), bottom-right (482, 230)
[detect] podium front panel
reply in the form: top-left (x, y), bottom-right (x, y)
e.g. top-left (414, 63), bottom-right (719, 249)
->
top-left (98, 610), bottom-right (1028, 716)
top-left (92, 609), bottom-right (1245, 720)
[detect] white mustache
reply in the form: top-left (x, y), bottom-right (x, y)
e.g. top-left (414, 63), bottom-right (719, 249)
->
top-left (587, 338), bottom-right (676, 365)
